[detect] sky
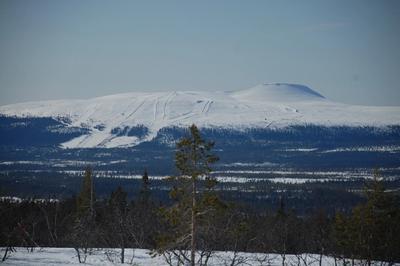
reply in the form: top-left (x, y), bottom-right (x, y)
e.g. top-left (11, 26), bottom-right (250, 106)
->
top-left (0, 0), bottom-right (399, 106)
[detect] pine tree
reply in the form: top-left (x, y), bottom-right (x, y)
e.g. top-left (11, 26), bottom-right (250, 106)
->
top-left (333, 170), bottom-right (400, 264)
top-left (72, 166), bottom-right (97, 263)
top-left (139, 168), bottom-right (151, 205)
top-left (157, 124), bottom-right (219, 266)
top-left (107, 186), bottom-right (128, 263)
top-left (77, 167), bottom-right (95, 217)
top-left (358, 170), bottom-right (400, 264)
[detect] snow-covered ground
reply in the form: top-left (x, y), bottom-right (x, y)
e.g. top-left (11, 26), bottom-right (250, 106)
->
top-left (1, 247), bottom-right (387, 266)
top-left (1, 83), bottom-right (399, 148)
top-left (2, 166), bottom-right (400, 184)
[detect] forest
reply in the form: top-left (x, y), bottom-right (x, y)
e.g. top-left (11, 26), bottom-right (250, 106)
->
top-left (1, 125), bottom-right (399, 265)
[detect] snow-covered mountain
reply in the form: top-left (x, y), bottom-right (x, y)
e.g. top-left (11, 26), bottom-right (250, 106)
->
top-left (1, 83), bottom-right (399, 148)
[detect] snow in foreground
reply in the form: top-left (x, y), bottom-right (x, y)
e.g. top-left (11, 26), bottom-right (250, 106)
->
top-left (1, 248), bottom-right (395, 266)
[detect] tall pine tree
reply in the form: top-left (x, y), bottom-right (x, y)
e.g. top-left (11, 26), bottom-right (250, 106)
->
top-left (77, 167), bottom-right (95, 217)
top-left (139, 168), bottom-right (151, 205)
top-left (157, 124), bottom-right (219, 266)
top-left (72, 166), bottom-right (97, 263)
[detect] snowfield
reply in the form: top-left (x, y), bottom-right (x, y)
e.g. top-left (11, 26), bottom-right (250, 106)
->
top-left (1, 83), bottom-right (399, 148)
top-left (2, 247), bottom-right (392, 266)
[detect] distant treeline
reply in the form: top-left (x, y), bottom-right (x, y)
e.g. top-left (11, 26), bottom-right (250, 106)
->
top-left (1, 171), bottom-right (399, 264)
top-left (6, 170), bottom-right (400, 215)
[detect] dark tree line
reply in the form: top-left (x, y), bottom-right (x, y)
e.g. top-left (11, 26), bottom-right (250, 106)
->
top-left (1, 125), bottom-right (400, 265)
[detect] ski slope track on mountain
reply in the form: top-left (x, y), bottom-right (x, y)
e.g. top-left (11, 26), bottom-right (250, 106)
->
top-left (1, 83), bottom-right (399, 148)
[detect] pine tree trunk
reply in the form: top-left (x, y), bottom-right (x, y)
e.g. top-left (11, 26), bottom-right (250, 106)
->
top-left (121, 246), bottom-right (125, 264)
top-left (191, 177), bottom-right (196, 266)
top-left (74, 247), bottom-right (82, 263)
top-left (2, 246), bottom-right (9, 262)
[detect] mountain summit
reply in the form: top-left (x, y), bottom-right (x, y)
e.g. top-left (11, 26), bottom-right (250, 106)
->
top-left (232, 83), bottom-right (326, 102)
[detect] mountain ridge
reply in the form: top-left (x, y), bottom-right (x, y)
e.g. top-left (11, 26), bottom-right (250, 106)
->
top-left (1, 83), bottom-right (399, 148)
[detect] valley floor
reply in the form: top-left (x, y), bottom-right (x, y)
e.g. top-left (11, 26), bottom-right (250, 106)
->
top-left (1, 248), bottom-right (395, 266)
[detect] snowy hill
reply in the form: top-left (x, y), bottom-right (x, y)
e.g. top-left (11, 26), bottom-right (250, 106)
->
top-left (231, 83), bottom-right (326, 102)
top-left (0, 83), bottom-right (399, 148)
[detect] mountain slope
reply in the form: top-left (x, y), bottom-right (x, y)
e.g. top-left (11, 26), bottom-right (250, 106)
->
top-left (1, 83), bottom-right (399, 148)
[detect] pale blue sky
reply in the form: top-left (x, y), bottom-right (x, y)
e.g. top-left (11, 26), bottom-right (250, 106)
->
top-left (1, 0), bottom-right (399, 105)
